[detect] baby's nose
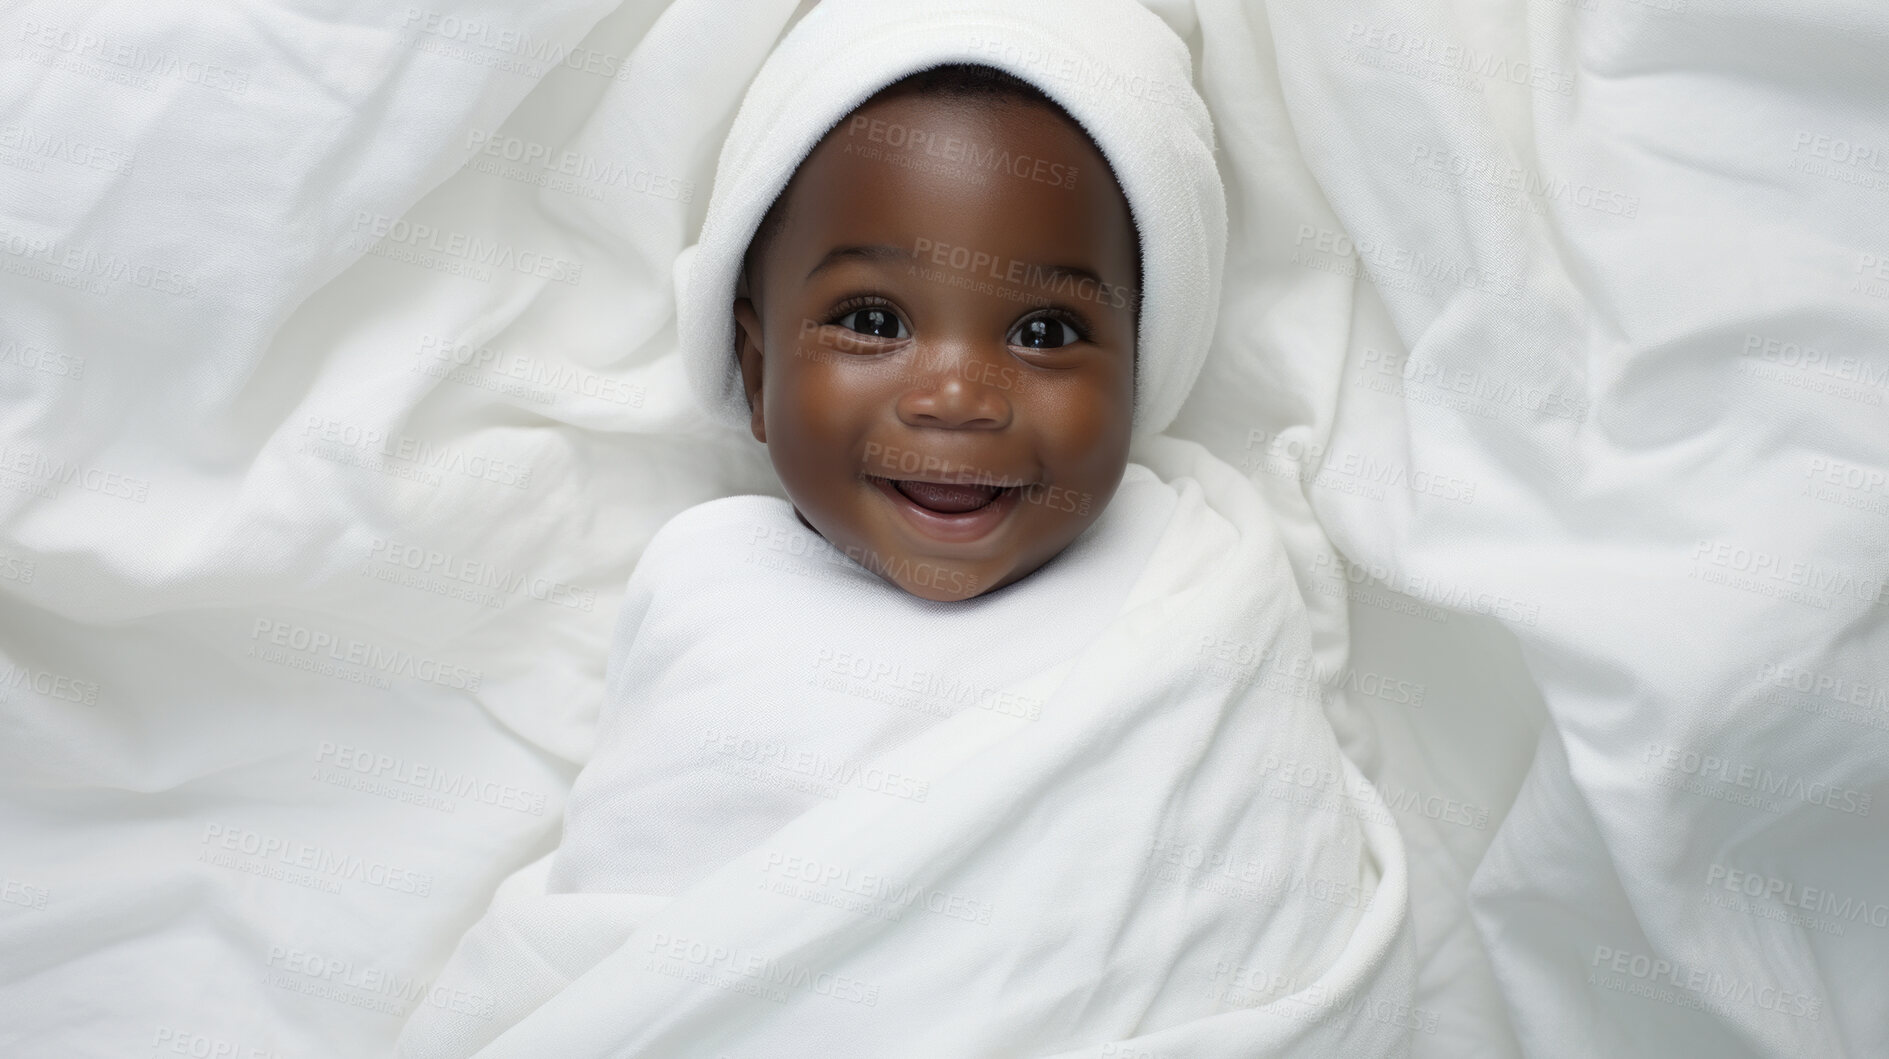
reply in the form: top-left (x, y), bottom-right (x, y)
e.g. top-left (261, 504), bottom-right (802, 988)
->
top-left (893, 342), bottom-right (1015, 429)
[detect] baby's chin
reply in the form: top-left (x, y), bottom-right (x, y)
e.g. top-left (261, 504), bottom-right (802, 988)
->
top-left (889, 565), bottom-right (993, 603)
top-left (859, 548), bottom-right (1002, 603)
top-left (885, 545), bottom-right (1062, 602)
top-left (789, 505), bottom-right (988, 601)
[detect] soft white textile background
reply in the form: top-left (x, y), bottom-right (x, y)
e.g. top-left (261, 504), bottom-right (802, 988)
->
top-left (0, 0), bottom-right (1877, 1056)
top-left (1255, 2), bottom-right (1889, 1056)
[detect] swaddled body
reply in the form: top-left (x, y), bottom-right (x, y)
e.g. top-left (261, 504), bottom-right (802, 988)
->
top-left (399, 438), bottom-right (1413, 1058)
top-left (549, 465), bottom-right (1174, 898)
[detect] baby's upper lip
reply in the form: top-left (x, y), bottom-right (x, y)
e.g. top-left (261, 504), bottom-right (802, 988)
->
top-left (868, 472), bottom-right (1035, 489)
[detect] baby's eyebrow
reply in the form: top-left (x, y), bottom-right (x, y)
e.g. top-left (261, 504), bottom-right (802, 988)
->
top-left (806, 243), bottom-right (911, 280)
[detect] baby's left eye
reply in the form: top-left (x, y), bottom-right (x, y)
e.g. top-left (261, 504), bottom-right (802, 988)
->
top-left (1010, 315), bottom-right (1082, 350)
top-left (834, 307), bottom-right (908, 340)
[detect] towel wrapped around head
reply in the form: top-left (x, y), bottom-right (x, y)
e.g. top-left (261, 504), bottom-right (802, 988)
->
top-left (676, 0), bottom-right (1228, 438)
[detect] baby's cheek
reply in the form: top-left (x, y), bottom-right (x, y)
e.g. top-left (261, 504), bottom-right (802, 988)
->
top-left (1056, 427), bottom-right (1130, 484)
top-left (791, 353), bottom-right (876, 409)
top-left (766, 376), bottom-right (838, 444)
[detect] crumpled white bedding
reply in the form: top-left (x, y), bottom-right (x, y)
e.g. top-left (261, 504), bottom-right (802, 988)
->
top-left (0, 0), bottom-right (1880, 1057)
top-left (1254, 1), bottom-right (1889, 1055)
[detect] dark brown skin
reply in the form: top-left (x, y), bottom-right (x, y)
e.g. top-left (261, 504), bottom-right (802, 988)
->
top-left (733, 90), bottom-right (1140, 602)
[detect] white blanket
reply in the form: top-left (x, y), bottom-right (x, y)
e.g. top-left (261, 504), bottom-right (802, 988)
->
top-left (5, 0), bottom-right (1881, 1056)
top-left (396, 440), bottom-right (1414, 1058)
top-left (1255, 0), bottom-right (1889, 1055)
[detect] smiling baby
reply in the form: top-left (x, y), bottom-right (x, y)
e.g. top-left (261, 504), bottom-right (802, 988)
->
top-left (397, 2), bottom-right (1414, 1054)
top-left (729, 62), bottom-right (1142, 601)
top-left (547, 60), bottom-right (1185, 897)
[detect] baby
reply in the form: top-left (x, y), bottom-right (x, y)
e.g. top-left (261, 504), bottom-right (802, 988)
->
top-left (398, 3), bottom-right (1412, 1054)
top-left (546, 61), bottom-right (1185, 897)
top-left (727, 61), bottom-right (1142, 603)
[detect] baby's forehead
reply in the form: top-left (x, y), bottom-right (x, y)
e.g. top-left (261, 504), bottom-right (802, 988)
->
top-left (787, 91), bottom-right (1129, 228)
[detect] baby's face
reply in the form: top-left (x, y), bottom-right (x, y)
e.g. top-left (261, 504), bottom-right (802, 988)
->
top-left (734, 91), bottom-right (1139, 602)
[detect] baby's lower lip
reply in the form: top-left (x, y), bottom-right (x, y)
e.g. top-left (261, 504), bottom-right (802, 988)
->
top-left (867, 475), bottom-right (1021, 543)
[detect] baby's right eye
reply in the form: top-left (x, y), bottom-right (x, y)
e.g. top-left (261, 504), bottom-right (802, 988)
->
top-left (833, 306), bottom-right (909, 340)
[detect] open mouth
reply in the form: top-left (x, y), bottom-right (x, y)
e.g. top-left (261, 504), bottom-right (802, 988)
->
top-left (865, 474), bottom-right (1025, 543)
top-left (885, 478), bottom-right (1011, 514)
